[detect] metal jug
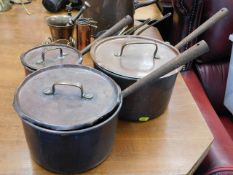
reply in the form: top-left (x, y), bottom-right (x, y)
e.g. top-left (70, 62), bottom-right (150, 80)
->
top-left (82, 0), bottom-right (157, 36)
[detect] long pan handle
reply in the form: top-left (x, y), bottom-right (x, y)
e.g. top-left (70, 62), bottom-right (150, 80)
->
top-left (122, 40), bottom-right (209, 98)
top-left (80, 15), bottom-right (133, 55)
top-left (175, 8), bottom-right (229, 49)
top-left (71, 1), bottom-right (91, 24)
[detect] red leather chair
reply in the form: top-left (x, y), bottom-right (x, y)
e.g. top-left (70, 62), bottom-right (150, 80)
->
top-left (165, 0), bottom-right (233, 174)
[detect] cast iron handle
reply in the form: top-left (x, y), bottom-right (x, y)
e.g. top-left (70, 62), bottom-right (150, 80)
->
top-left (134, 0), bottom-right (157, 9)
top-left (36, 48), bottom-right (67, 64)
top-left (43, 81), bottom-right (93, 99)
top-left (121, 18), bottom-right (151, 35)
top-left (175, 8), bottom-right (229, 49)
top-left (114, 41), bottom-right (158, 59)
top-left (122, 40), bottom-right (209, 98)
top-left (80, 15), bottom-right (133, 55)
top-left (135, 12), bottom-right (172, 35)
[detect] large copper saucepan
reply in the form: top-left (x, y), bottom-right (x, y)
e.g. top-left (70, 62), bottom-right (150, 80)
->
top-left (90, 8), bottom-right (229, 121)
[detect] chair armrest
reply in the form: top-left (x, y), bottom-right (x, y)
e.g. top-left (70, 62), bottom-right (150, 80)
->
top-left (182, 70), bottom-right (233, 175)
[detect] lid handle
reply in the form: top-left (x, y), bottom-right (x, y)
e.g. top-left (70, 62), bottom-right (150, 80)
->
top-left (114, 41), bottom-right (159, 59)
top-left (36, 48), bottom-right (66, 64)
top-left (43, 81), bottom-right (93, 99)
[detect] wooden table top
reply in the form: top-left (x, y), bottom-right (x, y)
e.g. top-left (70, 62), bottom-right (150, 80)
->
top-left (0, 1), bottom-right (213, 175)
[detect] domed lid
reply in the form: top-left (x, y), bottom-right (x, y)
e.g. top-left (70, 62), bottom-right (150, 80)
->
top-left (13, 64), bottom-right (121, 131)
top-left (21, 44), bottom-right (82, 71)
top-left (91, 35), bottom-right (179, 79)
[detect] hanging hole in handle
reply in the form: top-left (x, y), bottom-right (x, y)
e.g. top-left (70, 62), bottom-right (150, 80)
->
top-left (43, 81), bottom-right (93, 100)
top-left (36, 47), bottom-right (67, 64)
top-left (114, 41), bottom-right (159, 59)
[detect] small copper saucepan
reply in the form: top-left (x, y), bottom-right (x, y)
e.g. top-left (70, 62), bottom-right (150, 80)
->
top-left (46, 1), bottom-right (91, 42)
top-left (20, 15), bottom-right (133, 75)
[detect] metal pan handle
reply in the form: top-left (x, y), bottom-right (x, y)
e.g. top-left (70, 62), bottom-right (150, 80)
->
top-left (122, 40), bottom-right (209, 98)
top-left (36, 48), bottom-right (66, 64)
top-left (43, 81), bottom-right (93, 99)
top-left (175, 8), bottom-right (229, 49)
top-left (135, 13), bottom-right (172, 35)
top-left (114, 41), bottom-right (159, 59)
top-left (70, 1), bottom-right (91, 25)
top-left (80, 15), bottom-right (133, 55)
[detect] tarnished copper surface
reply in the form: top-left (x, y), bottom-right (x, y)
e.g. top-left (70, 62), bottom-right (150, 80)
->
top-left (91, 35), bottom-right (179, 79)
top-left (13, 64), bottom-right (121, 131)
top-left (76, 22), bottom-right (91, 50)
top-left (47, 15), bottom-right (74, 41)
top-left (20, 44), bottom-right (82, 74)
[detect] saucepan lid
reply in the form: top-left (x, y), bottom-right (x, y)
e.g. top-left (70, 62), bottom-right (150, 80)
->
top-left (21, 44), bottom-right (82, 71)
top-left (13, 64), bottom-right (121, 131)
top-left (91, 35), bottom-right (180, 79)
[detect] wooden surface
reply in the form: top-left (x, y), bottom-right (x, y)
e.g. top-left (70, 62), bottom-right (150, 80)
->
top-left (0, 1), bottom-right (213, 175)
top-left (135, 3), bottom-right (163, 20)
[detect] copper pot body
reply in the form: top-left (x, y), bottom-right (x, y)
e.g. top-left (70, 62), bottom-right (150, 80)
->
top-left (76, 23), bottom-right (91, 50)
top-left (47, 15), bottom-right (74, 41)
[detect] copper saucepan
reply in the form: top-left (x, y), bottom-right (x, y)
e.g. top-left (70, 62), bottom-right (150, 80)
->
top-left (90, 8), bottom-right (229, 121)
top-left (20, 15), bottom-right (133, 75)
top-left (13, 40), bottom-right (208, 174)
